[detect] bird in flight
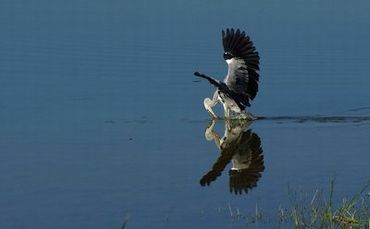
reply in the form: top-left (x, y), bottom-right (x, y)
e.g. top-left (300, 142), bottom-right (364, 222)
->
top-left (194, 28), bottom-right (260, 120)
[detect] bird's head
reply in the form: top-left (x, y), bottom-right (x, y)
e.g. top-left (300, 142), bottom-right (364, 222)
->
top-left (223, 52), bottom-right (233, 60)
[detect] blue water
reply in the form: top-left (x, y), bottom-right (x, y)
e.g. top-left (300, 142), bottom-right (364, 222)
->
top-left (1, 0), bottom-right (369, 228)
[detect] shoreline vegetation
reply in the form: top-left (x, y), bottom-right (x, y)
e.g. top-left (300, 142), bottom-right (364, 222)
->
top-left (121, 180), bottom-right (369, 228)
top-left (227, 180), bottom-right (370, 228)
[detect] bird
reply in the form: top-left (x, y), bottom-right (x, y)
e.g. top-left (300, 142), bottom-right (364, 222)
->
top-left (194, 28), bottom-right (260, 120)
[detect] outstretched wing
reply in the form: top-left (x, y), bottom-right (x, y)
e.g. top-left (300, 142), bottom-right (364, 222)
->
top-left (222, 28), bottom-right (260, 109)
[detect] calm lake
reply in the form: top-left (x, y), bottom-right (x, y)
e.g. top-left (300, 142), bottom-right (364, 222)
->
top-left (0, 0), bottom-right (369, 228)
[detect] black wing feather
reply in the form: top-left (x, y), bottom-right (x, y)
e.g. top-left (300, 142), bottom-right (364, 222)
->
top-left (222, 29), bottom-right (260, 107)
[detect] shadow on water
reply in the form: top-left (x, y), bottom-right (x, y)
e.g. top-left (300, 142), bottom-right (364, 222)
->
top-left (200, 119), bottom-right (265, 195)
top-left (257, 115), bottom-right (370, 124)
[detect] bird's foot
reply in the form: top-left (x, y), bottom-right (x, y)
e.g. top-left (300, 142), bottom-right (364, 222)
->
top-left (224, 110), bottom-right (257, 120)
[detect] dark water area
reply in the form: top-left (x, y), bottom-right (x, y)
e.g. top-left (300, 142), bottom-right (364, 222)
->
top-left (1, 0), bottom-right (369, 228)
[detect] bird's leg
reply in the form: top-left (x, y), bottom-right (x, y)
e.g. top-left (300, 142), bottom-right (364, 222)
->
top-left (225, 107), bottom-right (231, 119)
top-left (204, 98), bottom-right (217, 118)
top-left (203, 91), bottom-right (219, 119)
top-left (222, 102), bottom-right (232, 119)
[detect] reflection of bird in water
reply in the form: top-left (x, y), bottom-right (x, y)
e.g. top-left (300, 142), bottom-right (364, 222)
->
top-left (200, 119), bottom-right (264, 194)
top-left (194, 28), bottom-right (260, 120)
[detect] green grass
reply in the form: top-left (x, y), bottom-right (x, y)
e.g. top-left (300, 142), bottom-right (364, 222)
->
top-left (287, 180), bottom-right (369, 228)
top-left (227, 180), bottom-right (370, 228)
top-left (121, 180), bottom-right (369, 228)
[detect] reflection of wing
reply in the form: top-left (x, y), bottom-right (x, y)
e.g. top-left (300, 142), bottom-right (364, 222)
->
top-left (200, 128), bottom-right (264, 195)
top-left (199, 145), bottom-right (234, 186)
top-left (229, 132), bottom-right (264, 194)
top-left (222, 29), bottom-right (260, 109)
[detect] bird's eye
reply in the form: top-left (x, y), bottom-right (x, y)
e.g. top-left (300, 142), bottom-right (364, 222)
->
top-left (223, 52), bottom-right (232, 60)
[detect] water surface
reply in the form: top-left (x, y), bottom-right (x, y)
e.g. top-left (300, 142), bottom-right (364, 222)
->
top-left (0, 0), bottom-right (369, 228)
